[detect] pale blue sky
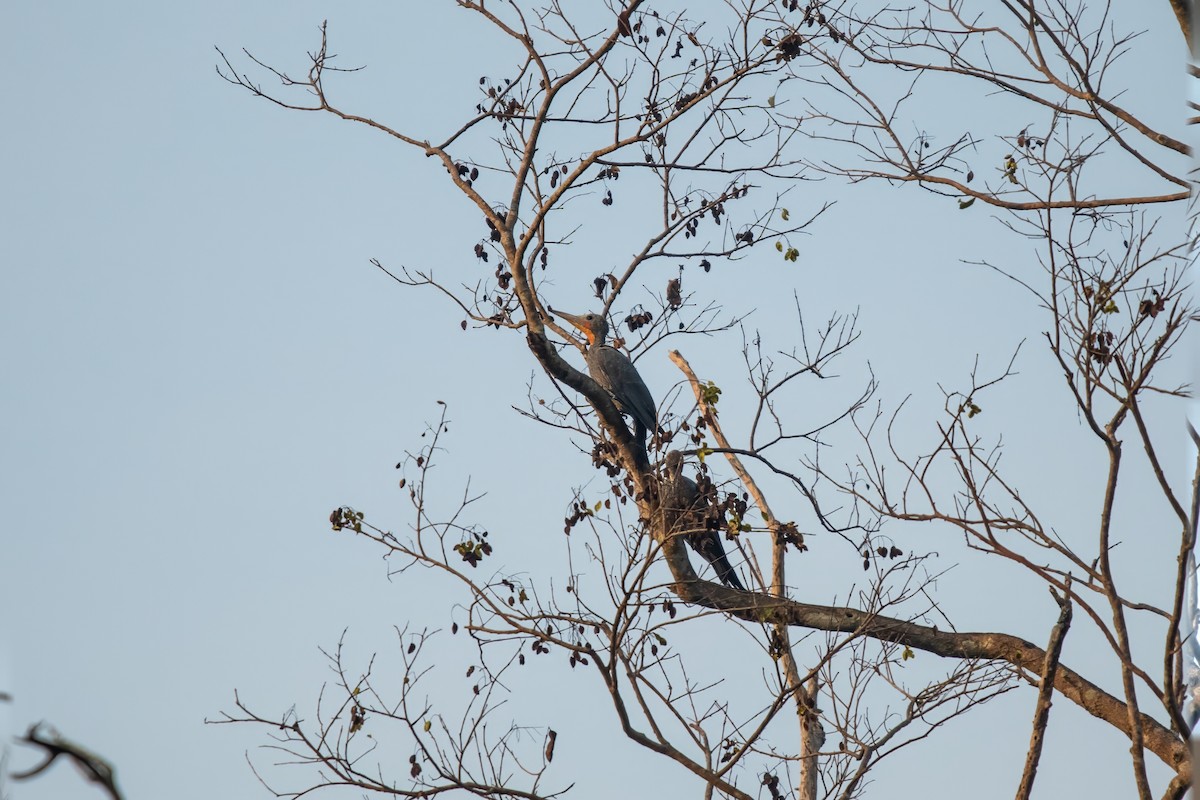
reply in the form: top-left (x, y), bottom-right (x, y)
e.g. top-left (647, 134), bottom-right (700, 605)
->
top-left (2, 2), bottom-right (1194, 798)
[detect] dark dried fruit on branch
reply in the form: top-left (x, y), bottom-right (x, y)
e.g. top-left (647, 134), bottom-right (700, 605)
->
top-left (453, 533), bottom-right (492, 567)
top-left (589, 439), bottom-right (623, 478)
top-left (1087, 330), bottom-right (1115, 365)
top-left (485, 216), bottom-right (502, 243)
top-left (763, 772), bottom-right (785, 800)
top-left (1138, 290), bottom-right (1165, 318)
top-left (776, 32), bottom-right (804, 61)
top-left (675, 92), bottom-right (697, 111)
top-left (776, 521), bottom-right (806, 551)
top-left (625, 310), bottom-right (653, 331)
top-left (667, 277), bottom-right (683, 308)
top-left (495, 266), bottom-right (511, 290)
top-left (768, 629), bottom-right (787, 659)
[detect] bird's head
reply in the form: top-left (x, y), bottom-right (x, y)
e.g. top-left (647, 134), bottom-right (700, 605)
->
top-left (550, 308), bottom-right (609, 347)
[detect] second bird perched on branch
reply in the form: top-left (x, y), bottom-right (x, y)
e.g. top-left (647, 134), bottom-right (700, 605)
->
top-left (662, 450), bottom-right (746, 591)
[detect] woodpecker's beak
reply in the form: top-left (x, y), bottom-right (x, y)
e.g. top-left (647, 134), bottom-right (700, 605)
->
top-left (549, 308), bottom-right (595, 345)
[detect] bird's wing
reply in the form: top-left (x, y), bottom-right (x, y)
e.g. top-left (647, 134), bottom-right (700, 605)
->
top-left (587, 346), bottom-right (657, 434)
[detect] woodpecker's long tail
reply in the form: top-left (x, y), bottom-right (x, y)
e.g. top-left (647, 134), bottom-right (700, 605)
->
top-left (687, 531), bottom-right (746, 591)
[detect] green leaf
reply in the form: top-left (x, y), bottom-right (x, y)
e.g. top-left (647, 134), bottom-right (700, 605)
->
top-left (781, 208), bottom-right (790, 221)
top-left (902, 646), bottom-right (915, 661)
top-left (775, 241), bottom-right (783, 252)
top-left (958, 197), bottom-right (975, 210)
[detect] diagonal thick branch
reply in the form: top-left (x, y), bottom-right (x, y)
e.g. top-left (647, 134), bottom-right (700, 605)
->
top-left (659, 579), bottom-right (1187, 771)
